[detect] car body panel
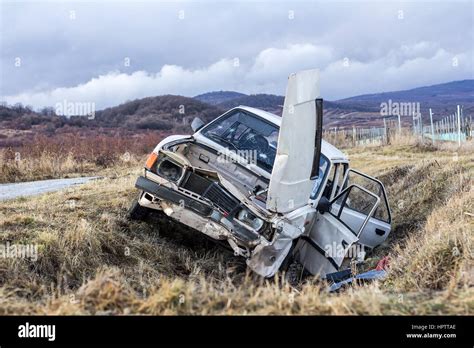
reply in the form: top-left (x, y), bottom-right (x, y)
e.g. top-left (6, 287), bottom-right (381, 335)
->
top-left (267, 69), bottom-right (322, 213)
top-left (296, 212), bottom-right (359, 276)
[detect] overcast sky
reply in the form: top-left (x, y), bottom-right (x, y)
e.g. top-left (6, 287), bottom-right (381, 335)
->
top-left (1, 0), bottom-right (473, 110)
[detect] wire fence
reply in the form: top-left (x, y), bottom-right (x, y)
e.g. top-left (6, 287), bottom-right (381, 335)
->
top-left (324, 105), bottom-right (473, 148)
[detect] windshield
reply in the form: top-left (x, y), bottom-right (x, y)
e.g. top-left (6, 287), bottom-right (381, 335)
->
top-left (201, 110), bottom-right (279, 172)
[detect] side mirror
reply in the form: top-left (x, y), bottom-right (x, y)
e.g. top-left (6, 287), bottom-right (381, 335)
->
top-left (191, 117), bottom-right (205, 132)
top-left (317, 196), bottom-right (331, 214)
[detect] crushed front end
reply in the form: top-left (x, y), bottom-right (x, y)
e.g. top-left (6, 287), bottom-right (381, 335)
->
top-left (133, 137), bottom-right (299, 277)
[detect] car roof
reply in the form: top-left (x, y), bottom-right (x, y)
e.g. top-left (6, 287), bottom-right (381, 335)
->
top-left (234, 106), bottom-right (348, 162)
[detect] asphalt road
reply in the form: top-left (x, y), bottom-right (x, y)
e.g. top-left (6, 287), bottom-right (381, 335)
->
top-left (0, 177), bottom-right (100, 201)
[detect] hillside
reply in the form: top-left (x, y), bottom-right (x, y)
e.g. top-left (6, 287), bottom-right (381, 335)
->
top-left (216, 93), bottom-right (284, 115)
top-left (195, 80), bottom-right (474, 127)
top-left (339, 80), bottom-right (474, 104)
top-left (211, 94), bottom-right (385, 128)
top-left (337, 80), bottom-right (474, 117)
top-left (94, 95), bottom-right (222, 130)
top-left (194, 91), bottom-right (246, 105)
top-left (211, 94), bottom-right (377, 128)
top-left (1, 80), bottom-right (472, 145)
top-left (0, 96), bottom-right (223, 148)
top-left (0, 95), bottom-right (222, 131)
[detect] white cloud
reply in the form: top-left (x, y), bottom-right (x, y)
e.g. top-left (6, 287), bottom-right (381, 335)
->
top-left (2, 42), bottom-right (472, 111)
top-left (2, 59), bottom-right (239, 111)
top-left (249, 44), bottom-right (334, 79)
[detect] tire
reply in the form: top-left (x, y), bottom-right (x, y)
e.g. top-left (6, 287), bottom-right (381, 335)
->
top-left (127, 194), bottom-right (150, 221)
top-left (279, 239), bottom-right (298, 271)
top-left (279, 240), bottom-right (305, 286)
top-left (284, 261), bottom-right (304, 286)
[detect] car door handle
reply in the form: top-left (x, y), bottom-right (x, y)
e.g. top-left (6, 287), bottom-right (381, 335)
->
top-left (375, 228), bottom-right (386, 236)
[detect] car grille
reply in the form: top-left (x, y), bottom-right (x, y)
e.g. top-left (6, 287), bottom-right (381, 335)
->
top-left (181, 171), bottom-right (210, 195)
top-left (181, 171), bottom-right (240, 215)
top-left (203, 183), bottom-right (240, 214)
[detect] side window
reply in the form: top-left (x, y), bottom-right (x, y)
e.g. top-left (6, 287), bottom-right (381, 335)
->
top-left (322, 163), bottom-right (336, 199)
top-left (324, 163), bottom-right (347, 200)
top-left (333, 163), bottom-right (348, 197)
top-left (310, 155), bottom-right (330, 200)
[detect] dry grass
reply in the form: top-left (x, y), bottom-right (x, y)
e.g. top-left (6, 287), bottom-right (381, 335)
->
top-left (0, 148), bottom-right (145, 184)
top-left (0, 143), bottom-right (472, 315)
top-left (0, 133), bottom-right (161, 183)
top-left (325, 128), bottom-right (418, 149)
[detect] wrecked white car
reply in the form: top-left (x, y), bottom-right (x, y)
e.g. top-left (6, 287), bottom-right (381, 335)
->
top-left (129, 69), bottom-right (392, 278)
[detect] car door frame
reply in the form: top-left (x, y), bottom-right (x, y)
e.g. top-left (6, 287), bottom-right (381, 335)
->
top-left (336, 168), bottom-right (392, 248)
top-left (337, 169), bottom-right (392, 224)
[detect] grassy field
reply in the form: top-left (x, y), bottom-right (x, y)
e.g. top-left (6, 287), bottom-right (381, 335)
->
top-left (0, 141), bottom-right (472, 315)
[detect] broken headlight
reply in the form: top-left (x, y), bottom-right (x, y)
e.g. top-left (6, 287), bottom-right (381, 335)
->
top-left (156, 158), bottom-right (183, 182)
top-left (236, 208), bottom-right (264, 231)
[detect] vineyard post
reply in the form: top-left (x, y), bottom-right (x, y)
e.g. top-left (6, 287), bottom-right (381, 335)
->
top-left (352, 125), bottom-right (356, 147)
top-left (429, 108), bottom-right (435, 144)
top-left (419, 112), bottom-right (423, 140)
top-left (457, 105), bottom-right (461, 147)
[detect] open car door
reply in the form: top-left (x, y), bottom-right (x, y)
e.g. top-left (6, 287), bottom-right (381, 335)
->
top-left (296, 184), bottom-right (381, 277)
top-left (335, 169), bottom-right (392, 249)
top-left (267, 69), bottom-right (323, 213)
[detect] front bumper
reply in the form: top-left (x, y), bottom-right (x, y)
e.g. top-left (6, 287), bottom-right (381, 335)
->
top-left (134, 175), bottom-right (297, 278)
top-left (135, 176), bottom-right (213, 216)
top-left (135, 175), bottom-right (261, 245)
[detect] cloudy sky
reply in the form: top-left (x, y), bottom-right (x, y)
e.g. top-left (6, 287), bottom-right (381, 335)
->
top-left (1, 0), bottom-right (473, 110)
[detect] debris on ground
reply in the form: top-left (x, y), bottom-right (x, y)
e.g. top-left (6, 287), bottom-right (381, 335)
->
top-left (327, 256), bottom-right (390, 292)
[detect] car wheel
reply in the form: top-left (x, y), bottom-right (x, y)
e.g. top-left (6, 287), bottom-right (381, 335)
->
top-left (127, 195), bottom-right (150, 221)
top-left (285, 261), bottom-right (304, 286)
